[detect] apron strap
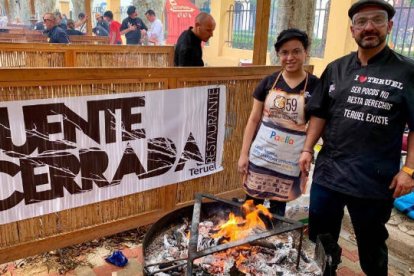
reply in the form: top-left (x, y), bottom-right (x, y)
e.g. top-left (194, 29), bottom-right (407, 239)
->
top-left (271, 70), bottom-right (309, 94)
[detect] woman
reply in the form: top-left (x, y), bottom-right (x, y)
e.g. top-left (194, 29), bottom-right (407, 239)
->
top-left (238, 28), bottom-right (319, 216)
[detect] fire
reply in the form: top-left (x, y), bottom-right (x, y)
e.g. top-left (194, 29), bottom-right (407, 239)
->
top-left (212, 200), bottom-right (272, 242)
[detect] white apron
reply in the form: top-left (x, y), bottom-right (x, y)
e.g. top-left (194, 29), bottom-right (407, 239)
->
top-left (244, 71), bottom-right (308, 201)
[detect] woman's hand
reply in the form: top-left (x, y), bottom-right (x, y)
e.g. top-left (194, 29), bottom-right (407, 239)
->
top-left (238, 154), bottom-right (249, 174)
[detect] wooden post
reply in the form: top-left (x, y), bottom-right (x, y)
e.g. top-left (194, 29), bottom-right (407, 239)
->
top-left (85, 0), bottom-right (92, 36)
top-left (29, 0), bottom-right (35, 18)
top-left (4, 0), bottom-right (10, 22)
top-left (252, 0), bottom-right (271, 65)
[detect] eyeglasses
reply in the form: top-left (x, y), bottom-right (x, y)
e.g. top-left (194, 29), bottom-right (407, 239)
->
top-left (352, 10), bottom-right (388, 29)
top-left (43, 18), bottom-right (53, 22)
top-left (278, 48), bottom-right (304, 58)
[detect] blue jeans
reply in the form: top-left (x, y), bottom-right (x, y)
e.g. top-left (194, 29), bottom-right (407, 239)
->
top-left (245, 194), bottom-right (286, 217)
top-left (309, 183), bottom-right (394, 276)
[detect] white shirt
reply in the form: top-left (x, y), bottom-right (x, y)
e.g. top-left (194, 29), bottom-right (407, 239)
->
top-left (147, 18), bottom-right (164, 45)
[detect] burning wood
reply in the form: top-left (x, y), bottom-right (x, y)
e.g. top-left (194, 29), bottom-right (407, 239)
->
top-left (145, 199), bottom-right (322, 275)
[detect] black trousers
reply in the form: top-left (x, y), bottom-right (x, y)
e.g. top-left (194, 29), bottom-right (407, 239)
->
top-left (309, 183), bottom-right (394, 276)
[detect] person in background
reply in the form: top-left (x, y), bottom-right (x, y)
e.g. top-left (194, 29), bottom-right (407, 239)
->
top-left (174, 12), bottom-right (215, 66)
top-left (299, 0), bottom-right (414, 275)
top-left (238, 28), bottom-right (319, 216)
top-left (43, 12), bottom-right (69, 44)
top-left (93, 13), bottom-right (109, 36)
top-left (103, 11), bottom-right (122, 45)
top-left (54, 11), bottom-right (67, 30)
top-left (29, 17), bottom-right (39, 30)
top-left (66, 19), bottom-right (84, 35)
top-left (61, 14), bottom-right (68, 25)
top-left (144, 9), bottom-right (164, 45)
top-left (75, 12), bottom-right (87, 34)
top-left (120, 5), bottom-right (147, 45)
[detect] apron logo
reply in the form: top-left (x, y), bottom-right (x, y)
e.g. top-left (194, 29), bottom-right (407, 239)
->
top-left (273, 96), bottom-right (286, 109)
top-left (269, 130), bottom-right (295, 144)
top-left (359, 75), bottom-right (368, 83)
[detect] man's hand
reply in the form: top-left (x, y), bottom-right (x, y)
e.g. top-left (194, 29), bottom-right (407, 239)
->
top-left (389, 170), bottom-right (414, 198)
top-left (299, 152), bottom-right (313, 177)
top-left (238, 154), bottom-right (249, 174)
top-left (128, 23), bottom-right (137, 32)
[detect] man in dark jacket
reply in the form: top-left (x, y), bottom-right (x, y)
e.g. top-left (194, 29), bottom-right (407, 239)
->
top-left (299, 1), bottom-right (414, 275)
top-left (43, 13), bottom-right (69, 44)
top-left (174, 12), bottom-right (215, 66)
top-left (120, 5), bottom-right (147, 45)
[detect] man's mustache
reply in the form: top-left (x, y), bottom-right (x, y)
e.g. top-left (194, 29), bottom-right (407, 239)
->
top-left (361, 31), bottom-right (380, 37)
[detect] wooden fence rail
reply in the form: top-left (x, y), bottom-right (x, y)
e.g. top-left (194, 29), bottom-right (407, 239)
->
top-left (0, 43), bottom-right (175, 67)
top-left (0, 33), bottom-right (109, 44)
top-left (0, 32), bottom-right (109, 44)
top-left (0, 65), bottom-right (312, 263)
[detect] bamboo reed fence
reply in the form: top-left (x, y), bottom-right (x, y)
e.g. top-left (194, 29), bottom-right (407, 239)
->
top-left (0, 66), bottom-right (313, 263)
top-left (0, 33), bottom-right (109, 44)
top-left (0, 43), bottom-right (174, 67)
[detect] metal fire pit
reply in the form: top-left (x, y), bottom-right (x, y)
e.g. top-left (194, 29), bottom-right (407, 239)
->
top-left (143, 193), bottom-right (305, 275)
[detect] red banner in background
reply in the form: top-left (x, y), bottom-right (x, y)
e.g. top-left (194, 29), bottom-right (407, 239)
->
top-left (165, 0), bottom-right (200, 45)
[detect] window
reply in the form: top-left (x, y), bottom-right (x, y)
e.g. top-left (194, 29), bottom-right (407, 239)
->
top-left (388, 0), bottom-right (414, 58)
top-left (311, 0), bottom-right (330, 58)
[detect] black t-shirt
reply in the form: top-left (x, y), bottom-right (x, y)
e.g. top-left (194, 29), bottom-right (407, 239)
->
top-left (253, 71), bottom-right (319, 103)
top-left (307, 46), bottom-right (414, 199)
top-left (120, 17), bottom-right (147, 44)
top-left (174, 27), bottom-right (203, 67)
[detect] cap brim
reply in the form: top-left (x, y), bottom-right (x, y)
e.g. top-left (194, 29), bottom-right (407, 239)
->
top-left (348, 1), bottom-right (396, 19)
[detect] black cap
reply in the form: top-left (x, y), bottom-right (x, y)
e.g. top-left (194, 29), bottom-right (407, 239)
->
top-left (348, 0), bottom-right (395, 19)
top-left (127, 5), bottom-right (136, 16)
top-left (274, 28), bottom-right (309, 52)
top-left (103, 10), bottom-right (113, 20)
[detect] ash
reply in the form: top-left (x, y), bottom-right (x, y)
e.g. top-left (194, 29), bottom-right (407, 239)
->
top-left (145, 218), bottom-right (322, 276)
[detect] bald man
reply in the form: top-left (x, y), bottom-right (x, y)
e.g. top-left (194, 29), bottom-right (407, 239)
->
top-left (174, 12), bottom-right (216, 66)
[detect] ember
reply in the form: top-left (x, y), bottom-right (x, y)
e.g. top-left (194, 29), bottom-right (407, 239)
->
top-left (144, 194), bottom-right (322, 276)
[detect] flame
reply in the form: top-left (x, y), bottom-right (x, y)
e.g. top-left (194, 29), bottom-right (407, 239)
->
top-left (212, 200), bottom-right (272, 242)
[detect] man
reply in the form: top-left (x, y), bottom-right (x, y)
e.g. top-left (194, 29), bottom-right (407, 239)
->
top-left (54, 11), bottom-right (67, 30)
top-left (174, 12), bottom-right (215, 66)
top-left (43, 13), bottom-right (69, 44)
top-left (103, 10), bottom-right (122, 45)
top-left (299, 0), bottom-right (414, 275)
top-left (75, 12), bottom-right (87, 34)
top-left (66, 19), bottom-right (83, 36)
top-left (144, 9), bottom-right (164, 45)
top-left (94, 13), bottom-right (109, 36)
top-left (120, 5), bottom-right (147, 45)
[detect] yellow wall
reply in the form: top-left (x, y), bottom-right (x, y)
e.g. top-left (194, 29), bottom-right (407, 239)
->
top-left (309, 0), bottom-right (357, 76)
top-left (58, 0), bottom-right (70, 17)
top-left (204, 0), bottom-right (358, 76)
top-left (107, 0), bottom-right (121, 22)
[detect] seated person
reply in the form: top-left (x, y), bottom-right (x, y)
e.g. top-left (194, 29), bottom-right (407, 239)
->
top-left (66, 19), bottom-right (84, 35)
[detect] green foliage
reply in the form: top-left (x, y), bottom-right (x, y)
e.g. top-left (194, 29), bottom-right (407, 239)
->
top-left (231, 30), bottom-right (254, 49)
top-left (231, 30), bottom-right (326, 58)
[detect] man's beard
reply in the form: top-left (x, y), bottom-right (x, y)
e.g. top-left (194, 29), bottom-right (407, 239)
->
top-left (355, 31), bottom-right (387, 49)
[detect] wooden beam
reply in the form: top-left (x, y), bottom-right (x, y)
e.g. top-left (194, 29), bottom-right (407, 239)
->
top-left (29, 0), bottom-right (35, 18)
top-left (85, 0), bottom-right (92, 36)
top-left (252, 0), bottom-right (271, 65)
top-left (4, 0), bottom-right (10, 22)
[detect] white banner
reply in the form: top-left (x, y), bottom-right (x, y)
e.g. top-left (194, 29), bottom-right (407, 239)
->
top-left (0, 85), bottom-right (226, 225)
